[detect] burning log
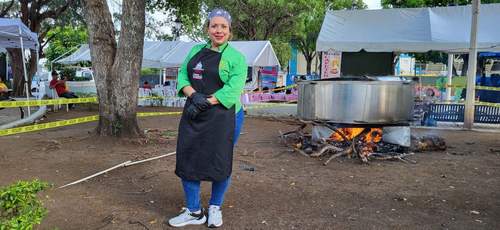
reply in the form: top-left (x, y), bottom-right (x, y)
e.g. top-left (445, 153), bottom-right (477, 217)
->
top-left (279, 122), bottom-right (440, 165)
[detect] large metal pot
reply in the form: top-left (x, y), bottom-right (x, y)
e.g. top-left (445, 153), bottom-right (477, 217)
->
top-left (297, 78), bottom-right (415, 125)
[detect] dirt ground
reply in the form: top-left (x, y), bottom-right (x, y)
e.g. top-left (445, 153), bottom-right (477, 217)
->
top-left (1, 106), bottom-right (499, 230)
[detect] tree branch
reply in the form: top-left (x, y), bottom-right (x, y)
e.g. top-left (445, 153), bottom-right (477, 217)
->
top-left (41, 32), bottom-right (56, 48)
top-left (0, 0), bottom-right (15, 17)
top-left (39, 0), bottom-right (74, 21)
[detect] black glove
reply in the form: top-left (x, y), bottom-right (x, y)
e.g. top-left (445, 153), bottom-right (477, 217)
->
top-left (185, 103), bottom-right (202, 120)
top-left (190, 92), bottom-right (212, 111)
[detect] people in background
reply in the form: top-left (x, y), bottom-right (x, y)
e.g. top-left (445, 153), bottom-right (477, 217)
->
top-left (0, 79), bottom-right (8, 100)
top-left (142, 81), bottom-right (152, 89)
top-left (49, 71), bottom-right (78, 109)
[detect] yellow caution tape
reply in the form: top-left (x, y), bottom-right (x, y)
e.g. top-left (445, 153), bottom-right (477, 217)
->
top-left (137, 111), bottom-right (182, 117)
top-left (400, 74), bottom-right (443, 78)
top-left (0, 97), bottom-right (98, 108)
top-left (476, 85), bottom-right (500, 91)
top-left (0, 112), bottom-right (182, 137)
top-left (420, 84), bottom-right (465, 88)
top-left (446, 84), bottom-right (466, 88)
top-left (0, 115), bottom-right (99, 136)
top-left (0, 96), bottom-right (184, 108)
top-left (245, 103), bottom-right (295, 110)
top-left (0, 103), bottom-right (300, 137)
top-left (247, 84), bottom-right (297, 94)
top-left (139, 96), bottom-right (181, 100)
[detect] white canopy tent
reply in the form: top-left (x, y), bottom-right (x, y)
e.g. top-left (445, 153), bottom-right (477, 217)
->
top-left (317, 3), bottom-right (500, 128)
top-left (57, 40), bottom-right (280, 90)
top-left (0, 18), bottom-right (39, 116)
top-left (0, 19), bottom-right (38, 49)
top-left (316, 4), bottom-right (500, 53)
top-left (57, 40), bottom-right (281, 68)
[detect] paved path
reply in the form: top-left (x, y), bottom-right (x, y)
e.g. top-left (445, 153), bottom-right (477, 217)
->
top-left (0, 108), bottom-right (23, 125)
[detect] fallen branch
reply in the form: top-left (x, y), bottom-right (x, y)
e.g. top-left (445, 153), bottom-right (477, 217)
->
top-left (369, 152), bottom-right (415, 162)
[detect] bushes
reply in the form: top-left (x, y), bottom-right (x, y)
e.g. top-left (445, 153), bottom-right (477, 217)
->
top-left (60, 68), bottom-right (76, 81)
top-left (0, 180), bottom-right (49, 230)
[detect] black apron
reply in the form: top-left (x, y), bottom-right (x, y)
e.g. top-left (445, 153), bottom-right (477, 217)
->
top-left (175, 46), bottom-right (236, 182)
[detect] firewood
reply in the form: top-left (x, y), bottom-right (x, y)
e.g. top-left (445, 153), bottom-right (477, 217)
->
top-left (323, 151), bottom-right (347, 165)
top-left (369, 152), bottom-right (415, 162)
top-left (323, 145), bottom-right (354, 165)
top-left (310, 145), bottom-right (343, 157)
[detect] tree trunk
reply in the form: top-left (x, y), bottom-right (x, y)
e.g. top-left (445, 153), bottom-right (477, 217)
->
top-left (305, 56), bottom-right (312, 75)
top-left (7, 49), bottom-right (29, 96)
top-left (83, 0), bottom-right (145, 137)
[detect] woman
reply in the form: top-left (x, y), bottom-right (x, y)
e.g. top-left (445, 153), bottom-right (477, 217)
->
top-left (168, 8), bottom-right (247, 228)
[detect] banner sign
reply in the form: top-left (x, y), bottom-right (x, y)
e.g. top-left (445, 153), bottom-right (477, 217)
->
top-left (321, 50), bottom-right (342, 79)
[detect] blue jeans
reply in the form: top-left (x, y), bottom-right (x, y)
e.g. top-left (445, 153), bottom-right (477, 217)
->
top-left (182, 108), bottom-right (244, 212)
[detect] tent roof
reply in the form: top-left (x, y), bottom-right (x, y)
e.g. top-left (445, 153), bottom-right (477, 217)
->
top-left (56, 44), bottom-right (91, 64)
top-left (0, 18), bottom-right (38, 49)
top-left (57, 40), bottom-right (280, 68)
top-left (316, 4), bottom-right (500, 53)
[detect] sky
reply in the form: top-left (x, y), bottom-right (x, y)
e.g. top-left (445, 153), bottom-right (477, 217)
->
top-left (364, 0), bottom-right (382, 9)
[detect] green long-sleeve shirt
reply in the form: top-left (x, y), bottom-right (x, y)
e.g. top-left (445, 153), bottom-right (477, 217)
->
top-left (176, 42), bottom-right (248, 113)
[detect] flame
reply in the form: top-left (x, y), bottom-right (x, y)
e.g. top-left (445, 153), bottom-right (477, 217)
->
top-left (330, 128), bottom-right (383, 143)
top-left (364, 128), bottom-right (383, 143)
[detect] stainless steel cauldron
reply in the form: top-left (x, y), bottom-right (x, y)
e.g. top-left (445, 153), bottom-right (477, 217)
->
top-left (297, 78), bottom-right (415, 125)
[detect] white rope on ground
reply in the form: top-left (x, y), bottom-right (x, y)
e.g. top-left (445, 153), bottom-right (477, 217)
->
top-left (58, 151), bottom-right (177, 189)
top-left (123, 152), bottom-right (176, 167)
top-left (58, 160), bottom-right (132, 189)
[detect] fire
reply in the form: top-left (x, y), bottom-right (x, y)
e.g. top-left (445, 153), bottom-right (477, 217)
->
top-left (330, 128), bottom-right (383, 143)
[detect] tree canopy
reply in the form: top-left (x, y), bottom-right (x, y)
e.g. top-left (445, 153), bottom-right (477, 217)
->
top-left (45, 26), bottom-right (88, 69)
top-left (177, 0), bottom-right (316, 68)
top-left (292, 0), bottom-right (366, 74)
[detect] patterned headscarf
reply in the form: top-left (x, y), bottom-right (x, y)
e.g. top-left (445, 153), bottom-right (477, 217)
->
top-left (208, 8), bottom-right (232, 27)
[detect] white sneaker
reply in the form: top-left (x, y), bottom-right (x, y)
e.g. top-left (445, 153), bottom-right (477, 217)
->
top-left (168, 208), bottom-right (206, 227)
top-left (207, 205), bottom-right (223, 228)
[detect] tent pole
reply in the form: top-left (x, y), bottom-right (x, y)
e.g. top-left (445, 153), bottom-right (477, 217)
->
top-left (5, 52), bottom-right (8, 82)
top-left (19, 26), bottom-right (31, 116)
top-left (36, 42), bottom-right (40, 99)
top-left (464, 0), bottom-right (480, 130)
top-left (159, 69), bottom-right (162, 86)
top-left (446, 53), bottom-right (453, 101)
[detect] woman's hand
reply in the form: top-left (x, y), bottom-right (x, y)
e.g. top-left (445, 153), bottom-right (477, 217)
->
top-left (207, 95), bottom-right (219, 105)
